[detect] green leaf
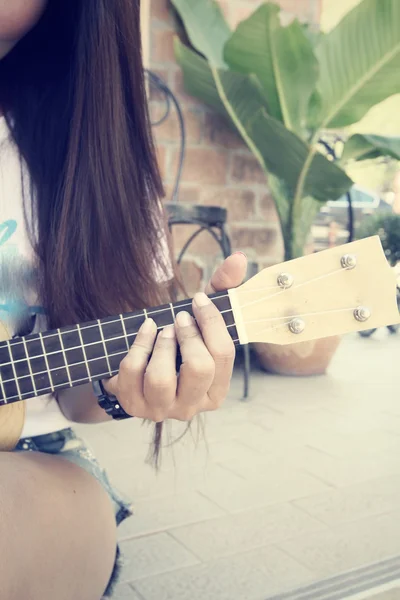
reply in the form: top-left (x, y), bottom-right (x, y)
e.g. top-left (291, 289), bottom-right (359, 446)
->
top-left (171, 0), bottom-right (231, 68)
top-left (315, 0), bottom-right (400, 129)
top-left (174, 39), bottom-right (225, 114)
top-left (341, 134), bottom-right (400, 162)
top-left (224, 4), bottom-right (319, 135)
top-left (246, 109), bottom-right (353, 202)
top-left (267, 176), bottom-right (320, 259)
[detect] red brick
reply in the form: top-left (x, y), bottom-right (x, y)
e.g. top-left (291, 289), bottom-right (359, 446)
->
top-left (259, 193), bottom-right (279, 224)
top-left (171, 223), bottom-right (224, 257)
top-left (227, 0), bottom-right (319, 29)
top-left (163, 184), bottom-right (200, 204)
top-left (218, 0), bottom-right (231, 20)
top-left (148, 68), bottom-right (170, 101)
top-left (201, 188), bottom-right (256, 222)
top-left (151, 0), bottom-right (172, 23)
top-left (172, 148), bottom-right (229, 185)
top-left (204, 112), bottom-right (243, 149)
top-left (277, 0), bottom-right (314, 19)
top-left (231, 154), bottom-right (267, 185)
top-left (151, 29), bottom-right (176, 64)
top-left (176, 259), bottom-right (204, 296)
top-left (155, 144), bottom-right (167, 180)
top-left (150, 102), bottom-right (203, 144)
top-left (230, 225), bottom-right (283, 257)
top-left (229, 4), bottom-right (257, 28)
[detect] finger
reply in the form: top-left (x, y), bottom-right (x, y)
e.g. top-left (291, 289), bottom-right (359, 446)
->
top-left (143, 325), bottom-right (178, 421)
top-left (204, 252), bottom-right (247, 294)
top-left (170, 310), bottom-right (215, 421)
top-left (106, 318), bottom-right (157, 417)
top-left (192, 292), bottom-right (235, 407)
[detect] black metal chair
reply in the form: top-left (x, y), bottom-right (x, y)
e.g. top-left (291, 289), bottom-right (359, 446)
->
top-left (165, 202), bottom-right (251, 400)
top-left (148, 70), bottom-right (251, 400)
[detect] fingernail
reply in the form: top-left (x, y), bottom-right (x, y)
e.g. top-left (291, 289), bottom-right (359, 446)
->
top-left (176, 311), bottom-right (193, 327)
top-left (194, 292), bottom-right (211, 308)
top-left (233, 251), bottom-right (247, 258)
top-left (140, 318), bottom-right (156, 333)
top-left (162, 324), bottom-right (175, 338)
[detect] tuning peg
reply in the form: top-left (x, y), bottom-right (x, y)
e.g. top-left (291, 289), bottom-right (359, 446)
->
top-left (354, 306), bottom-right (371, 322)
top-left (341, 254), bottom-right (357, 269)
top-left (277, 273), bottom-right (294, 289)
top-left (288, 318), bottom-right (306, 334)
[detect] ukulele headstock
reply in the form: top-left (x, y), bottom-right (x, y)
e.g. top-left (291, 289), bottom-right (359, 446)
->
top-left (229, 236), bottom-right (400, 345)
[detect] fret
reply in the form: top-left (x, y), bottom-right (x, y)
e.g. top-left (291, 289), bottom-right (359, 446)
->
top-left (76, 319), bottom-right (108, 377)
top-left (143, 308), bottom-right (148, 319)
top-left (169, 303), bottom-right (175, 322)
top-left (145, 303), bottom-right (175, 329)
top-left (209, 292), bottom-right (238, 343)
top-left (97, 320), bottom-right (112, 376)
top-left (121, 312), bottom-right (146, 337)
top-left (39, 332), bottom-right (55, 392)
top-left (57, 329), bottom-right (73, 387)
top-left (6, 340), bottom-right (22, 400)
top-left (0, 342), bottom-right (9, 403)
top-left (76, 324), bottom-right (91, 381)
top-left (0, 372), bottom-right (6, 403)
top-left (22, 337), bottom-right (37, 396)
top-left (119, 315), bottom-right (130, 351)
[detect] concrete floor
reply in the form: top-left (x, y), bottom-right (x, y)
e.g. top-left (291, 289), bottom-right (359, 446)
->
top-left (74, 330), bottom-right (400, 600)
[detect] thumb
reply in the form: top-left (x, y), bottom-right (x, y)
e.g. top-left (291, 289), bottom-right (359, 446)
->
top-left (204, 252), bottom-right (247, 294)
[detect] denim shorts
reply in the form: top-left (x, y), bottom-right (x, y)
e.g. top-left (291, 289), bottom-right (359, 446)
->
top-left (14, 427), bottom-right (133, 598)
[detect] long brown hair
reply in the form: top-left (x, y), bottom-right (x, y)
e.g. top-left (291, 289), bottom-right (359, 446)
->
top-left (0, 0), bottom-right (171, 326)
top-left (0, 0), bottom-right (172, 460)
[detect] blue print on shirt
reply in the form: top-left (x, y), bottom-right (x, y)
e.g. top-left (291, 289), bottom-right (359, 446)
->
top-left (0, 219), bottom-right (45, 335)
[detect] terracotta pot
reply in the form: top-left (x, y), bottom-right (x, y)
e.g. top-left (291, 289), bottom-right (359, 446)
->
top-left (252, 335), bottom-right (341, 376)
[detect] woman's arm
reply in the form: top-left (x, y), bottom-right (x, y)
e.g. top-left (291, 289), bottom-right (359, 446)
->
top-left (56, 384), bottom-right (112, 424)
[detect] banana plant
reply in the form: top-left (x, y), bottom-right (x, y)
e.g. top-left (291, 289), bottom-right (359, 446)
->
top-left (171, 0), bottom-right (400, 260)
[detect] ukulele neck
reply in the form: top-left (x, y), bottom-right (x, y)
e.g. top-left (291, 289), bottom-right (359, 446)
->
top-left (0, 292), bottom-right (239, 406)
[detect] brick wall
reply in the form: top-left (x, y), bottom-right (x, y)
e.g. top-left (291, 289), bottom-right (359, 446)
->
top-left (149, 0), bottom-right (321, 294)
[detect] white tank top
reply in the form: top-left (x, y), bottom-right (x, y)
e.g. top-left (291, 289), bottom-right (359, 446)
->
top-left (0, 116), bottom-right (73, 438)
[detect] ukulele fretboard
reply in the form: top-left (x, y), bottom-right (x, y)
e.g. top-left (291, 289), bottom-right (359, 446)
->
top-left (0, 291), bottom-right (238, 405)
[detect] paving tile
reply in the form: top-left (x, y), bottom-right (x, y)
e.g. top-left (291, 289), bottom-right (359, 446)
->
top-left (301, 450), bottom-right (400, 488)
top-left (110, 584), bottom-right (142, 599)
top-left (119, 533), bottom-right (199, 583)
top-left (170, 503), bottom-right (326, 561)
top-left (133, 544), bottom-right (314, 600)
top-left (367, 587), bottom-right (400, 600)
top-left (107, 457), bottom-right (244, 501)
top-left (200, 466), bottom-right (331, 512)
top-left (277, 511), bottom-right (400, 580)
top-left (293, 474), bottom-right (400, 526)
top-left (118, 491), bottom-right (225, 539)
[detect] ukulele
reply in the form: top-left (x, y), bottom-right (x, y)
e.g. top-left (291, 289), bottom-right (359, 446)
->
top-left (0, 235), bottom-right (398, 451)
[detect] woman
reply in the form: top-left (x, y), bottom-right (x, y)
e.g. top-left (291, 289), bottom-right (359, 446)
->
top-left (0, 1), bottom-right (246, 599)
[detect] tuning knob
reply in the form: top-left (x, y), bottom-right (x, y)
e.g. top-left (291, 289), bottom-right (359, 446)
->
top-left (277, 272), bottom-right (294, 289)
top-left (288, 318), bottom-right (305, 334)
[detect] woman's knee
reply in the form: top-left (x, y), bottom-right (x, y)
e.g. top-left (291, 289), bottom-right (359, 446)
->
top-left (0, 451), bottom-right (117, 600)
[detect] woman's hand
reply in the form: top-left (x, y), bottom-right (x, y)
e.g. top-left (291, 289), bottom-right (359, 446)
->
top-left (103, 252), bottom-right (247, 422)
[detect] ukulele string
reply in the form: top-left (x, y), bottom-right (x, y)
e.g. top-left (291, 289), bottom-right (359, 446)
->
top-left (0, 306), bottom-right (355, 388)
top-left (3, 265), bottom-right (348, 350)
top-left (239, 266), bottom-right (351, 310)
top-left (242, 306), bottom-right (356, 326)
